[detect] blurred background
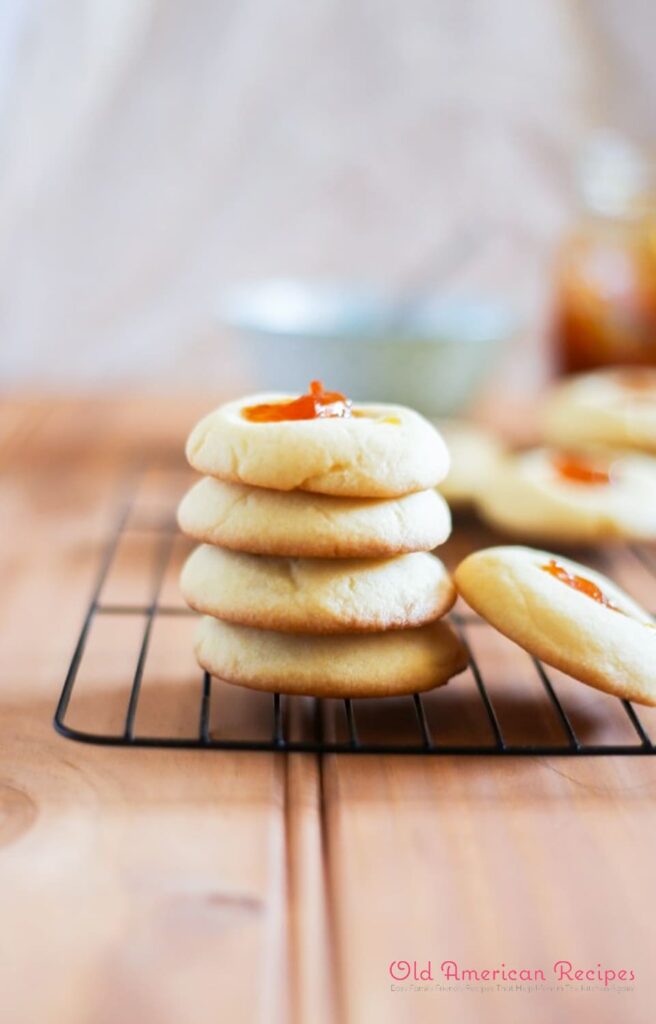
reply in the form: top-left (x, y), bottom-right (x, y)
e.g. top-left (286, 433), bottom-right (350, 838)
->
top-left (0, 0), bottom-right (654, 406)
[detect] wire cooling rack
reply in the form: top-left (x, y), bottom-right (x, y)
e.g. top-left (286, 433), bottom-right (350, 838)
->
top-left (54, 469), bottom-right (656, 756)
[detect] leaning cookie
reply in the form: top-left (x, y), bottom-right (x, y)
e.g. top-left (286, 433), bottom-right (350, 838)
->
top-left (476, 447), bottom-right (656, 542)
top-left (433, 419), bottom-right (504, 506)
top-left (186, 392), bottom-right (449, 497)
top-left (194, 616), bottom-right (468, 698)
top-left (543, 368), bottom-right (656, 453)
top-left (178, 477), bottom-right (451, 557)
top-left (454, 545), bottom-right (656, 706)
top-left (181, 545), bottom-right (456, 633)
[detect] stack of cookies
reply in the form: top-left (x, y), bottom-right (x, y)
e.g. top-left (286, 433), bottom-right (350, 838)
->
top-left (178, 383), bottom-right (467, 698)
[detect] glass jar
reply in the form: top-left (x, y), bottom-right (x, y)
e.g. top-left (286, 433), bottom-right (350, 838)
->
top-left (553, 134), bottom-right (656, 374)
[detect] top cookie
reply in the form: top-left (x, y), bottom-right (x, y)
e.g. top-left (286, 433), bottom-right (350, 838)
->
top-left (543, 368), bottom-right (656, 453)
top-left (185, 385), bottom-right (449, 497)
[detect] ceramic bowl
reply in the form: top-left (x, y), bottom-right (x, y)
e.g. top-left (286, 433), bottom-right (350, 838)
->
top-left (218, 279), bottom-right (516, 417)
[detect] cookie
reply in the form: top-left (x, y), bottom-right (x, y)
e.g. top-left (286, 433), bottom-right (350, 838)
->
top-left (177, 477), bottom-right (451, 557)
top-left (194, 615), bottom-right (468, 697)
top-left (476, 447), bottom-right (656, 542)
top-left (543, 368), bottom-right (656, 453)
top-left (185, 392), bottom-right (449, 497)
top-left (180, 544), bottom-right (456, 633)
top-left (433, 419), bottom-right (504, 506)
top-left (454, 545), bottom-right (656, 706)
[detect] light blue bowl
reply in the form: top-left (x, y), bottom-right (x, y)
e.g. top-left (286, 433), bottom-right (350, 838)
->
top-left (218, 279), bottom-right (517, 416)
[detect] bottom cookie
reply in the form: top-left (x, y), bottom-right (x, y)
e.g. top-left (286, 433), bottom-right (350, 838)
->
top-left (194, 616), bottom-right (468, 698)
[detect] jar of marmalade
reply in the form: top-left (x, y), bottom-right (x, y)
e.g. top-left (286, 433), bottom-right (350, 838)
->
top-left (553, 134), bottom-right (656, 374)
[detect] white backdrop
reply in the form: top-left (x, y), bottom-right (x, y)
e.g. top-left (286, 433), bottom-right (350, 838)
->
top-left (0, 0), bottom-right (653, 391)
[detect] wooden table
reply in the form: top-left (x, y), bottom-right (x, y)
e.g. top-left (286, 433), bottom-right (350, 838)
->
top-left (2, 396), bottom-right (656, 1024)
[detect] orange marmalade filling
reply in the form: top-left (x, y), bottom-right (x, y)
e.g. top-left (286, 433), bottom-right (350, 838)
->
top-left (542, 559), bottom-right (619, 611)
top-left (552, 452), bottom-right (610, 485)
top-left (618, 369), bottom-right (656, 392)
top-left (242, 380), bottom-right (352, 422)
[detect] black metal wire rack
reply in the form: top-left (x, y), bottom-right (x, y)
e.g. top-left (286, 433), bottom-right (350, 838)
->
top-left (54, 472), bottom-right (656, 756)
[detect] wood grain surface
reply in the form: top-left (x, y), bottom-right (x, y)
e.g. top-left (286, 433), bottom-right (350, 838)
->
top-left (2, 396), bottom-right (656, 1024)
